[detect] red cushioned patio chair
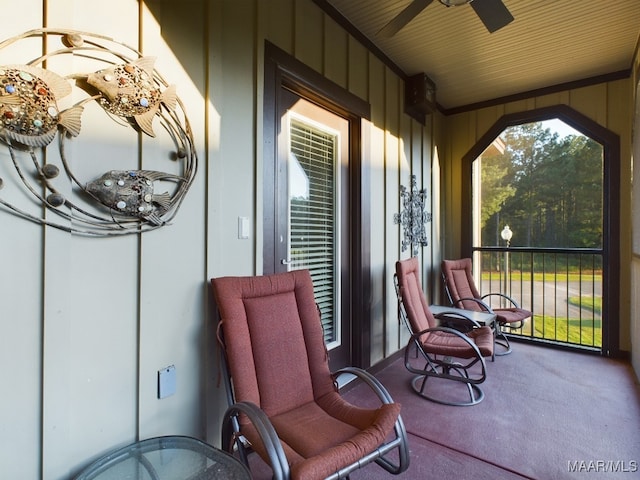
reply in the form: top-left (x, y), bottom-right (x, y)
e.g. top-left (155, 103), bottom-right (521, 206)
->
top-left (211, 269), bottom-right (409, 480)
top-left (441, 258), bottom-right (532, 355)
top-left (395, 257), bottom-right (494, 406)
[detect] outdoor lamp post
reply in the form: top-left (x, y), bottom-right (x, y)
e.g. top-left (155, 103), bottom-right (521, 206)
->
top-left (500, 225), bottom-right (512, 246)
top-left (501, 226), bottom-right (513, 305)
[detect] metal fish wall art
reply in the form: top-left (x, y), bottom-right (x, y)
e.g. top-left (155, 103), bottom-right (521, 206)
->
top-left (0, 28), bottom-right (197, 236)
top-left (0, 64), bottom-right (83, 147)
top-left (85, 170), bottom-right (184, 226)
top-left (86, 57), bottom-right (177, 137)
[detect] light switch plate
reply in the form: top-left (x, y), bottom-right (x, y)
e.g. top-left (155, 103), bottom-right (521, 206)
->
top-left (158, 365), bottom-right (176, 399)
top-left (238, 216), bottom-right (250, 239)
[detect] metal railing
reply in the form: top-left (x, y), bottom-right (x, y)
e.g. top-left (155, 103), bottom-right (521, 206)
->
top-left (472, 247), bottom-right (602, 352)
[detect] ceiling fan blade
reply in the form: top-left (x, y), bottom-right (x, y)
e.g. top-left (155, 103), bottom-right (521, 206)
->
top-left (377, 0), bottom-right (435, 38)
top-left (470, 0), bottom-right (514, 33)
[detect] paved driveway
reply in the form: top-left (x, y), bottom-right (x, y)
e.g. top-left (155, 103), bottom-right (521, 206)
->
top-left (480, 278), bottom-right (602, 319)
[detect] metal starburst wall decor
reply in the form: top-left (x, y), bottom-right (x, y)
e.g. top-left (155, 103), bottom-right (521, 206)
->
top-left (393, 175), bottom-right (432, 256)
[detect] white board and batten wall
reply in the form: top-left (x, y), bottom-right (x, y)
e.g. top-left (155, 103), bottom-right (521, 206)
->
top-left (0, 1), bottom-right (434, 478)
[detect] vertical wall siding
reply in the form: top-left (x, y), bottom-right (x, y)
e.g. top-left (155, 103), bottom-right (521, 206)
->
top-left (631, 48), bottom-right (640, 378)
top-left (1, 6), bottom-right (44, 479)
top-left (442, 79), bottom-right (633, 353)
top-left (2, 1), bottom-right (207, 478)
top-left (139, 0), bottom-right (208, 441)
top-left (368, 55), bottom-right (387, 361)
top-left (633, 257), bottom-right (640, 377)
top-left (2, 0), bottom-right (434, 478)
top-left (384, 71), bottom-right (400, 357)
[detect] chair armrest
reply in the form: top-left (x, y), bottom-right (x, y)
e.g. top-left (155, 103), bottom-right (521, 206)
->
top-left (409, 326), bottom-right (484, 358)
top-left (221, 401), bottom-right (290, 480)
top-left (333, 367), bottom-right (394, 404)
top-left (481, 292), bottom-right (521, 308)
top-left (332, 367), bottom-right (410, 475)
top-left (452, 296), bottom-right (494, 313)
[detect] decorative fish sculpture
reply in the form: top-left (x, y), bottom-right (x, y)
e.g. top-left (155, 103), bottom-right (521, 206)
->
top-left (0, 65), bottom-right (83, 147)
top-left (86, 57), bottom-right (177, 138)
top-left (85, 170), bottom-right (183, 226)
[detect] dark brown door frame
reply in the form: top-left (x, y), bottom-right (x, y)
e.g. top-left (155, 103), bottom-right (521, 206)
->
top-left (460, 104), bottom-right (621, 357)
top-left (262, 41), bottom-right (373, 368)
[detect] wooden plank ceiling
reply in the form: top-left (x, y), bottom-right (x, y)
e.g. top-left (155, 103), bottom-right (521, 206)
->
top-left (323, 0), bottom-right (640, 111)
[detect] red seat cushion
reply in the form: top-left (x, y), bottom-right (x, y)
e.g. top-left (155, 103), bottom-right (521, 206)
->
top-left (494, 307), bottom-right (530, 324)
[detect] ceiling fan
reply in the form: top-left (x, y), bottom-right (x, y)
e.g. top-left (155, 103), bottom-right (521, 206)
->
top-left (378, 0), bottom-right (514, 37)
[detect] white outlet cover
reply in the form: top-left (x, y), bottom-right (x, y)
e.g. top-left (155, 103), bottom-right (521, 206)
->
top-left (158, 365), bottom-right (176, 399)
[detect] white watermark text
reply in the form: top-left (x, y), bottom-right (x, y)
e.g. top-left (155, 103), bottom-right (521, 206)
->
top-left (568, 460), bottom-right (638, 474)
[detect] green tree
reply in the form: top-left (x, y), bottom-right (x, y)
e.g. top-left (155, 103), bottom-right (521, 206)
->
top-left (479, 149), bottom-right (515, 232)
top-left (480, 121), bottom-right (603, 248)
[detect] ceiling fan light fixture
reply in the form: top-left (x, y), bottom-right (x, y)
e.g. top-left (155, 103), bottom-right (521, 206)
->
top-left (439, 0), bottom-right (472, 6)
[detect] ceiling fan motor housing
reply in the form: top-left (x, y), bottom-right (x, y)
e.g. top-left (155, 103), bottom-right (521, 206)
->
top-left (439, 0), bottom-right (473, 6)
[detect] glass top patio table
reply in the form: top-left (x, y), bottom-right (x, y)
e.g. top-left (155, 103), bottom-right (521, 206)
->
top-left (74, 435), bottom-right (251, 480)
top-left (429, 304), bottom-right (497, 327)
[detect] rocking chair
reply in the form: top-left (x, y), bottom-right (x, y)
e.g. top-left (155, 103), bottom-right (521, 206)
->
top-left (395, 257), bottom-right (494, 406)
top-left (211, 269), bottom-right (410, 480)
top-left (441, 258), bottom-right (532, 355)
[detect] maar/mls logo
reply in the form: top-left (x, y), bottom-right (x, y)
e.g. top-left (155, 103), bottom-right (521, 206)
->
top-left (568, 460), bottom-right (638, 473)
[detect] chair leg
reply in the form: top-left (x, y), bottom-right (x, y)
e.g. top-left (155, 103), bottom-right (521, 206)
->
top-left (410, 362), bottom-right (485, 407)
top-left (494, 326), bottom-right (513, 356)
top-left (404, 331), bottom-right (488, 406)
top-left (410, 374), bottom-right (484, 406)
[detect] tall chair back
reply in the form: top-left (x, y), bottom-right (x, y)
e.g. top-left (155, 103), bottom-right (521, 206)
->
top-left (441, 258), bottom-right (483, 310)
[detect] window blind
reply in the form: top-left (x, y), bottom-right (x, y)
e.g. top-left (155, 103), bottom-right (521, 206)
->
top-left (289, 119), bottom-right (337, 344)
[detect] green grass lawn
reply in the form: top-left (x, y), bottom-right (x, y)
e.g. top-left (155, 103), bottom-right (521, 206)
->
top-left (515, 314), bottom-right (602, 347)
top-left (482, 271), bottom-right (602, 282)
top-left (568, 295), bottom-right (601, 313)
